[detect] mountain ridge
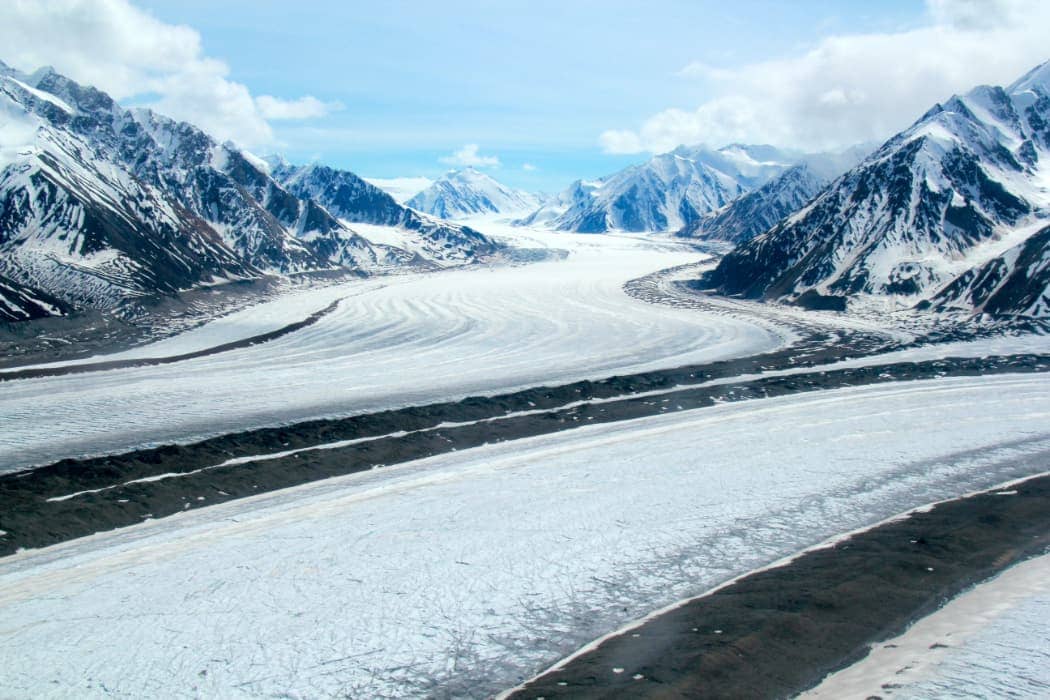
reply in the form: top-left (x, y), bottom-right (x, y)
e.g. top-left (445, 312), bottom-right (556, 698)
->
top-left (701, 61), bottom-right (1050, 319)
top-left (407, 167), bottom-right (541, 219)
top-left (0, 61), bottom-right (498, 320)
top-left (519, 144), bottom-right (865, 234)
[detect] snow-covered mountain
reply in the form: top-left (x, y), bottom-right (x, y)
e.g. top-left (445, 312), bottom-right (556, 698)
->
top-left (515, 179), bottom-right (599, 228)
top-left (0, 61), bottom-right (497, 319)
top-left (677, 165), bottom-right (826, 244)
top-left (0, 64), bottom-right (266, 312)
top-left (364, 176), bottom-right (433, 204)
top-left (704, 61), bottom-right (1050, 318)
top-left (0, 273), bottom-right (68, 321)
top-left (517, 144), bottom-right (852, 234)
top-left (407, 167), bottom-right (541, 219)
top-left (677, 147), bottom-right (870, 243)
top-left (272, 162), bottom-right (497, 265)
top-left (925, 222), bottom-right (1050, 318)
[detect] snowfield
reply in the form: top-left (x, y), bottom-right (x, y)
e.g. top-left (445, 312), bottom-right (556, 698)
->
top-left (363, 176), bottom-right (433, 204)
top-left (1, 375), bottom-right (1048, 698)
top-left (0, 230), bottom-right (789, 472)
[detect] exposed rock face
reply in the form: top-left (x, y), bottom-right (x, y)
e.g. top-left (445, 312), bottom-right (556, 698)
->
top-left (520, 144), bottom-right (864, 234)
top-left (703, 62), bottom-right (1050, 318)
top-left (0, 61), bottom-right (499, 318)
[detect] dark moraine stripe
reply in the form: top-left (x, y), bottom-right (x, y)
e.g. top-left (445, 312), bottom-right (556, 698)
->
top-left (504, 472), bottom-right (1050, 699)
top-left (0, 350), bottom-right (1045, 557)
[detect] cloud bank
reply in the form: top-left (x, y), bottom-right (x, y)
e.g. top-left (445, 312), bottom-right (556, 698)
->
top-left (0, 0), bottom-right (335, 147)
top-left (602, 0), bottom-right (1050, 154)
top-left (440, 144), bottom-right (500, 168)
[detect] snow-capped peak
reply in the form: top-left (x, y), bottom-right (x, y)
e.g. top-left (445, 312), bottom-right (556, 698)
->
top-left (0, 63), bottom-right (500, 320)
top-left (364, 176), bottom-right (434, 204)
top-left (259, 153), bottom-right (290, 171)
top-left (704, 59), bottom-right (1050, 320)
top-left (1007, 59), bottom-right (1050, 98)
top-left (407, 168), bottom-right (541, 219)
top-left (1, 75), bottom-right (74, 114)
top-left (518, 143), bottom-right (838, 234)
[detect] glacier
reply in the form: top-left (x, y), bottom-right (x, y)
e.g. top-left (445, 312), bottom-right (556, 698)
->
top-left (0, 228), bottom-right (786, 471)
top-left (0, 374), bottom-right (1047, 697)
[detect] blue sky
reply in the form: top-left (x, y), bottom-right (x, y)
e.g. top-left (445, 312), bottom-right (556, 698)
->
top-left (2, 1), bottom-right (1047, 192)
top-left (133, 0), bottom-right (924, 190)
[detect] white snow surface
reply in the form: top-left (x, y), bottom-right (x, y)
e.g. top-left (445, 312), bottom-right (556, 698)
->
top-left (1, 375), bottom-right (1049, 698)
top-left (0, 87), bottom-right (43, 170)
top-left (0, 228), bottom-right (787, 471)
top-left (364, 176), bottom-right (434, 203)
top-left (345, 221), bottom-right (483, 268)
top-left (2, 76), bottom-right (74, 114)
top-left (407, 168), bottom-right (541, 219)
top-left (804, 553), bottom-right (1050, 699)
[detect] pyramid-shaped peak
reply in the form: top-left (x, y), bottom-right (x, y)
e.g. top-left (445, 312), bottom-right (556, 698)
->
top-left (1008, 59), bottom-right (1050, 97)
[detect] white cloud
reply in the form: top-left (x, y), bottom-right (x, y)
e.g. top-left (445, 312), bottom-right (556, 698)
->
top-left (256, 95), bottom-right (339, 121)
top-left (440, 143), bottom-right (500, 168)
top-left (602, 0), bottom-right (1050, 154)
top-left (674, 61), bottom-right (736, 82)
top-left (927, 0), bottom-right (1023, 29)
top-left (598, 130), bottom-right (644, 154)
top-left (0, 0), bottom-right (331, 147)
top-left (522, 163), bottom-right (537, 171)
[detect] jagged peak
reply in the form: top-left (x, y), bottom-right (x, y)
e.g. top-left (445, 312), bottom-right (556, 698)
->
top-left (1007, 59), bottom-right (1050, 97)
top-left (0, 61), bottom-right (55, 87)
top-left (27, 66), bottom-right (113, 113)
top-left (261, 153), bottom-right (290, 170)
top-left (26, 65), bottom-right (59, 87)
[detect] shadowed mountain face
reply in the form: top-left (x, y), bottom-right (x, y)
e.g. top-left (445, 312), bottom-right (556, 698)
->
top-left (0, 272), bottom-right (69, 322)
top-left (926, 223), bottom-right (1050, 318)
top-left (703, 61), bottom-right (1050, 318)
top-left (0, 61), bottom-right (498, 319)
top-left (272, 162), bottom-right (498, 265)
top-left (519, 144), bottom-right (864, 234)
top-left (677, 164), bottom-right (827, 244)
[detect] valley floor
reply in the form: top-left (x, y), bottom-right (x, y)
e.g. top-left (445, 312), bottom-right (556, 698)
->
top-left (0, 223), bottom-right (1048, 697)
top-left (0, 228), bottom-right (785, 472)
top-left (1, 376), bottom-right (1048, 697)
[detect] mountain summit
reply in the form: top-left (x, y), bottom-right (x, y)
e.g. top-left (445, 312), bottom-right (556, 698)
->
top-left (407, 168), bottom-right (541, 219)
top-left (703, 61), bottom-right (1050, 318)
top-left (0, 61), bottom-right (497, 320)
top-left (518, 145), bottom-right (862, 234)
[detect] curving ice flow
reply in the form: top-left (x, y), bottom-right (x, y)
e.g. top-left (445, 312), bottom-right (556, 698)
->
top-left (1, 375), bottom-right (1049, 698)
top-left (0, 229), bottom-right (789, 471)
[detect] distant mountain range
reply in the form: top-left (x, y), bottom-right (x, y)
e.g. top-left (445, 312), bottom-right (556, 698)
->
top-left (0, 61), bottom-right (497, 321)
top-left (3, 55), bottom-right (1047, 326)
top-left (703, 60), bottom-right (1050, 319)
top-left (364, 176), bottom-right (434, 204)
top-left (676, 153), bottom-right (870, 244)
top-left (407, 167), bottom-right (542, 219)
top-left (270, 160), bottom-right (496, 266)
top-left (516, 144), bottom-right (866, 234)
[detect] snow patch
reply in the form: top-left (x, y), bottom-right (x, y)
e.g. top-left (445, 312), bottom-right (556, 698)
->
top-left (2, 76), bottom-right (74, 114)
top-left (364, 176), bottom-right (434, 204)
